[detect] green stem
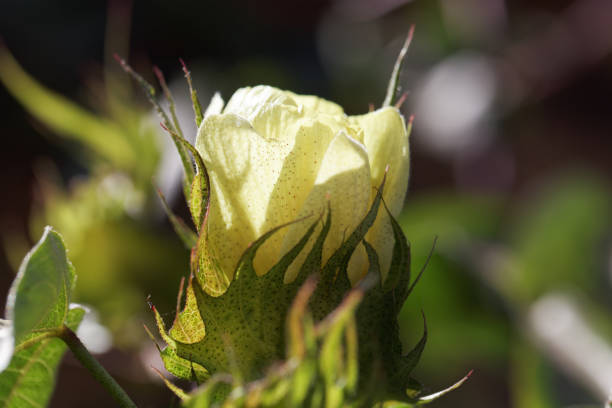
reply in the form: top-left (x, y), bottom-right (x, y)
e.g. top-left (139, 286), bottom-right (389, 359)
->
top-left (59, 325), bottom-right (138, 408)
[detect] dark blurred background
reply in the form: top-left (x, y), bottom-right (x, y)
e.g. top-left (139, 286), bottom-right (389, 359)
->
top-left (1, 0), bottom-right (611, 407)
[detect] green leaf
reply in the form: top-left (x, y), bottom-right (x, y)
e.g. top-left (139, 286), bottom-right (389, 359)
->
top-left (6, 227), bottom-right (75, 346)
top-left (0, 307), bottom-right (85, 408)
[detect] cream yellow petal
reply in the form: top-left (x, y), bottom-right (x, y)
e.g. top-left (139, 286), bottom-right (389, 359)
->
top-left (225, 85), bottom-right (361, 143)
top-left (254, 117), bottom-right (342, 272)
top-left (196, 87), bottom-right (405, 285)
top-left (223, 86), bottom-right (297, 125)
top-left (195, 113), bottom-right (288, 279)
top-left (286, 92), bottom-right (345, 117)
top-left (280, 130), bottom-right (371, 283)
top-left (196, 107), bottom-right (345, 277)
top-left (350, 107), bottom-right (410, 281)
top-left (204, 92), bottom-right (224, 118)
top-left (287, 90), bottom-right (367, 145)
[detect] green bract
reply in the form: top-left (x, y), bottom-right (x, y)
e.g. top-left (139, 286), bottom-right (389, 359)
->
top-left (152, 84), bottom-right (430, 405)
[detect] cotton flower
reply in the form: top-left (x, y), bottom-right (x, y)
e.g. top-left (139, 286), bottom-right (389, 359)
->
top-left (195, 85), bottom-right (409, 285)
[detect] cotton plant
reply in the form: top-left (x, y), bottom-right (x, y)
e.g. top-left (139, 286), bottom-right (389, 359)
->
top-left (0, 29), bottom-right (469, 407)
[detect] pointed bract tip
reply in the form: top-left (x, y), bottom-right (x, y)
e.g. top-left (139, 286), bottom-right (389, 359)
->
top-left (394, 92), bottom-right (408, 109)
top-left (152, 65), bottom-right (165, 83)
top-left (113, 53), bottom-right (128, 69)
top-left (383, 24), bottom-right (416, 107)
top-left (179, 58), bottom-right (190, 76)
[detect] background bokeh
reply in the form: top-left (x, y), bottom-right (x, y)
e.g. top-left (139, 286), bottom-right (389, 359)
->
top-left (1, 0), bottom-right (611, 407)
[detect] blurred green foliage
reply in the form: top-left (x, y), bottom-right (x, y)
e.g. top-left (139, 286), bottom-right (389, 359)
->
top-left (0, 47), bottom-right (189, 347)
top-left (397, 171), bottom-right (611, 407)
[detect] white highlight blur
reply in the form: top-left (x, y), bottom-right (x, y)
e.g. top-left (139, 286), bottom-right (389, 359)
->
top-left (528, 293), bottom-right (612, 400)
top-left (97, 172), bottom-right (144, 218)
top-left (414, 52), bottom-right (496, 156)
top-left (71, 304), bottom-right (113, 355)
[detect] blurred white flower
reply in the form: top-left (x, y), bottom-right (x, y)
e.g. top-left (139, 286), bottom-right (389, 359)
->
top-left (414, 52), bottom-right (497, 156)
top-left (71, 304), bottom-right (112, 355)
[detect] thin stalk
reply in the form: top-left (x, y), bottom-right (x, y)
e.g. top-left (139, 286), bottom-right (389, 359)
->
top-left (59, 325), bottom-right (137, 408)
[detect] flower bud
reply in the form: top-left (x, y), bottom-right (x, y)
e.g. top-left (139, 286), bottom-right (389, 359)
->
top-left (195, 85), bottom-right (409, 285)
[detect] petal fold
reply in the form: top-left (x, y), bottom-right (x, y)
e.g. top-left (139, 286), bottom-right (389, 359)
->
top-left (350, 107), bottom-right (410, 281)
